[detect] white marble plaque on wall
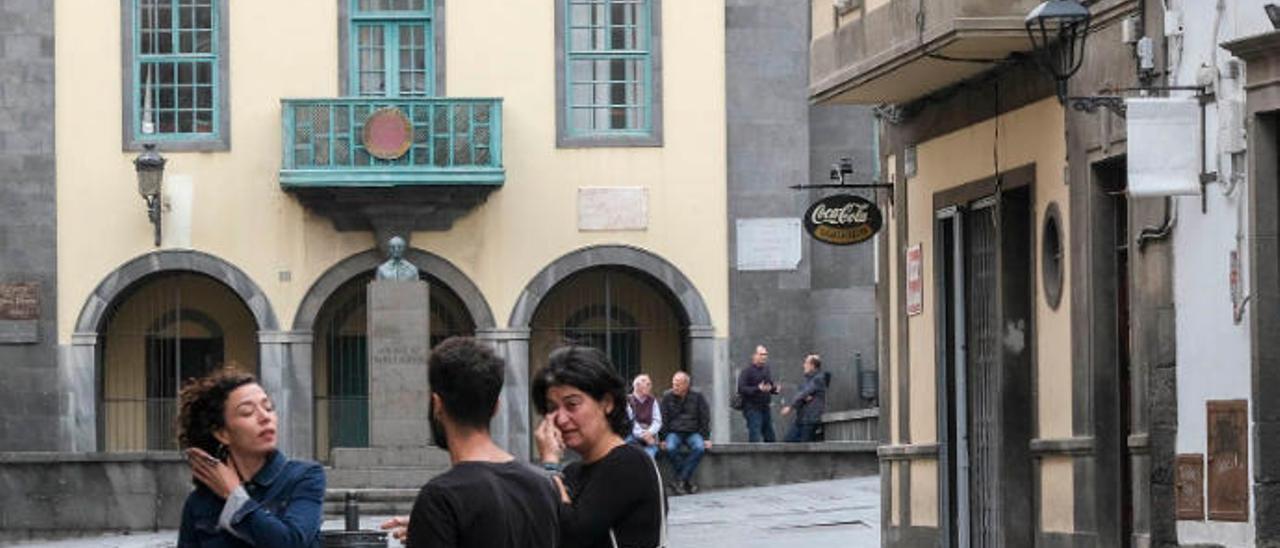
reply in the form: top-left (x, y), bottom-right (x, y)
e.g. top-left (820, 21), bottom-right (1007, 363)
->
top-left (578, 187), bottom-right (648, 231)
top-left (736, 218), bottom-right (801, 271)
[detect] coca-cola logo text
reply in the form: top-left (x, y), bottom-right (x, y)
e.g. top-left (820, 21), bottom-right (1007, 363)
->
top-left (802, 194), bottom-right (882, 246)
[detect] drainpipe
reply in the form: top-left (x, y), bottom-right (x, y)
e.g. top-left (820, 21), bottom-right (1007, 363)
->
top-left (1136, 196), bottom-right (1178, 252)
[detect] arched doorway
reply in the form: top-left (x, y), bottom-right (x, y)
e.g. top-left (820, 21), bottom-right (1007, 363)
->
top-left (99, 272), bottom-right (259, 451)
top-left (311, 271), bottom-right (476, 459)
top-left (528, 266), bottom-right (689, 415)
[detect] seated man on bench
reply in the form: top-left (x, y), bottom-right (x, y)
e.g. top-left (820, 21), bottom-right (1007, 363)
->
top-left (659, 371), bottom-right (712, 495)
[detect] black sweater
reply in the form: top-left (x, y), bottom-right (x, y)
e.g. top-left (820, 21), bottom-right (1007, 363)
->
top-left (658, 389), bottom-right (710, 438)
top-left (560, 444), bottom-right (663, 548)
top-left (736, 364), bottom-right (779, 410)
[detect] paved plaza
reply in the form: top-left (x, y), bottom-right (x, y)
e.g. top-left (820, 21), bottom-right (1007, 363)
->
top-left (7, 476), bottom-right (880, 548)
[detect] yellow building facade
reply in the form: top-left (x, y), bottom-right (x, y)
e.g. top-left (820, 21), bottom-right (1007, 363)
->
top-left (811, 0), bottom-right (1156, 545)
top-left (54, 0), bottom-right (730, 461)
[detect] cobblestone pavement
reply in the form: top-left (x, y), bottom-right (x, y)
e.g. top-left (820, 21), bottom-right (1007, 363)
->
top-left (8, 476), bottom-right (880, 548)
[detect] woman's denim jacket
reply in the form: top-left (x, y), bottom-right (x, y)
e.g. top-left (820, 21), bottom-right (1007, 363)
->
top-left (178, 451), bottom-right (325, 547)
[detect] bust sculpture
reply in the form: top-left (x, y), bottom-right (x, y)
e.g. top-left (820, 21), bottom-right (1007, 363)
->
top-left (375, 236), bottom-right (419, 281)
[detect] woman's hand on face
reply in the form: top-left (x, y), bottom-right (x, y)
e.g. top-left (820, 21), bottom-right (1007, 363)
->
top-left (186, 447), bottom-right (241, 499)
top-left (535, 416), bottom-right (564, 464)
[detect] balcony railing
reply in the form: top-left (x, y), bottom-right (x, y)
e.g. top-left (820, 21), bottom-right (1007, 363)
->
top-left (280, 98), bottom-right (504, 187)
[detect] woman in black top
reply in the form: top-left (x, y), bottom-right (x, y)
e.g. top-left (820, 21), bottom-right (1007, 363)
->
top-left (534, 346), bottom-right (666, 548)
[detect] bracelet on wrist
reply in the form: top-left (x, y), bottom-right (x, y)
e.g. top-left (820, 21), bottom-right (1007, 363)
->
top-left (541, 461), bottom-right (561, 472)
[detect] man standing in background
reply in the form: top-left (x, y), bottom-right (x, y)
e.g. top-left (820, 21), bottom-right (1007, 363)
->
top-left (736, 345), bottom-right (779, 442)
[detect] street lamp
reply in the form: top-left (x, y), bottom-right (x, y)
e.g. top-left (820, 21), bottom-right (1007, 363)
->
top-left (1024, 0), bottom-right (1091, 103)
top-left (134, 143), bottom-right (166, 247)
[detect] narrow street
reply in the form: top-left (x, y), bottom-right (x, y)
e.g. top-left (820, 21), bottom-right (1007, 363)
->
top-left (7, 477), bottom-right (881, 548)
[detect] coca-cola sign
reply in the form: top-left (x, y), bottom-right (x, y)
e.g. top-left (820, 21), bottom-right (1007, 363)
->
top-left (802, 194), bottom-right (882, 245)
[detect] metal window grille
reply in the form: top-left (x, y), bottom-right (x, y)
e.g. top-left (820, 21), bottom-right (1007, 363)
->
top-left (134, 0), bottom-right (218, 139)
top-left (565, 0), bottom-right (652, 136)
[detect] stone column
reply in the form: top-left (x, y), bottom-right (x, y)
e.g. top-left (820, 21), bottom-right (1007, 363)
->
top-left (689, 326), bottom-right (730, 444)
top-left (259, 330), bottom-right (314, 460)
top-left (477, 327), bottom-right (532, 459)
top-left (367, 280), bottom-right (431, 448)
top-left (58, 333), bottom-right (99, 452)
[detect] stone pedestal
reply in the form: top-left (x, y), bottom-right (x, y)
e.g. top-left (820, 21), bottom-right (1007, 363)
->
top-left (367, 280), bottom-right (431, 448)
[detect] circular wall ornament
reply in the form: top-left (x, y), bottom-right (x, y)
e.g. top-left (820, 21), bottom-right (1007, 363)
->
top-left (362, 108), bottom-right (413, 160)
top-left (1042, 201), bottom-right (1065, 310)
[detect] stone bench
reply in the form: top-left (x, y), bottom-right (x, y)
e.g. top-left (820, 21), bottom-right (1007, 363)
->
top-left (660, 440), bottom-right (878, 491)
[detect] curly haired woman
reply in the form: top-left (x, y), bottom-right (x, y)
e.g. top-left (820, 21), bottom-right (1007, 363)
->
top-left (176, 368), bottom-right (325, 547)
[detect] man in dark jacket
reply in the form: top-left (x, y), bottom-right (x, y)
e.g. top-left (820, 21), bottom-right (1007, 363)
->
top-left (737, 345), bottom-right (779, 442)
top-left (782, 354), bottom-right (827, 442)
top-left (660, 371), bottom-right (711, 495)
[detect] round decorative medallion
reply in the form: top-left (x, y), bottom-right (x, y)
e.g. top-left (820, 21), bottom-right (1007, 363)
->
top-left (362, 108), bottom-right (413, 160)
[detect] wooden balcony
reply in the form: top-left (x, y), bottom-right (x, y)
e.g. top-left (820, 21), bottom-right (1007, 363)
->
top-left (279, 97), bottom-right (503, 232)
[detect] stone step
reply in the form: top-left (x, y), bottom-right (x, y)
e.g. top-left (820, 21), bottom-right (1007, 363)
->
top-left (329, 447), bottom-right (452, 469)
top-left (324, 466), bottom-right (447, 489)
top-left (324, 488), bottom-right (418, 517)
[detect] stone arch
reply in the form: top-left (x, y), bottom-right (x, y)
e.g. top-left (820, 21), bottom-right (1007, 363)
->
top-left (293, 248), bottom-right (495, 332)
top-left (497, 245), bottom-right (723, 458)
top-left (65, 250), bottom-right (277, 452)
top-left (508, 245), bottom-right (713, 330)
top-left (75, 250), bottom-right (278, 334)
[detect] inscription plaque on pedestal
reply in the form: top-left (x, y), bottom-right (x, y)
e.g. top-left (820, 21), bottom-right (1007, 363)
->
top-left (1176, 454), bottom-right (1205, 520)
top-left (1207, 400), bottom-right (1248, 522)
top-left (367, 280), bottom-right (431, 448)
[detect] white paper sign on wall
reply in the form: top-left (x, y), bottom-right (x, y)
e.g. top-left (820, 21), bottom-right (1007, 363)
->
top-left (736, 218), bottom-right (802, 271)
top-left (906, 244), bottom-right (923, 316)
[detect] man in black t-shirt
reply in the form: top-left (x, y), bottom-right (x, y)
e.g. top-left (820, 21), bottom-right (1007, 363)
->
top-left (381, 337), bottom-right (561, 548)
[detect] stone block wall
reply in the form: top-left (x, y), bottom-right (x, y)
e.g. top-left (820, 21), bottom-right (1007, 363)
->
top-left (0, 453), bottom-right (192, 542)
top-left (725, 0), bottom-right (879, 442)
top-left (0, 0), bottom-right (60, 451)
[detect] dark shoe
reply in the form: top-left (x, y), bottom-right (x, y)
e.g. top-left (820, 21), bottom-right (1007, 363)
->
top-left (669, 480), bottom-right (686, 496)
top-left (683, 480), bottom-right (699, 494)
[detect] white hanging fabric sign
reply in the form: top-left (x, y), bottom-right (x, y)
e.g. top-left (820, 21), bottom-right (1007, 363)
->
top-left (1126, 97), bottom-right (1201, 197)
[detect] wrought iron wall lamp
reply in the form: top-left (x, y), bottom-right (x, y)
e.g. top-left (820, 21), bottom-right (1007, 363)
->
top-left (134, 143), bottom-right (166, 247)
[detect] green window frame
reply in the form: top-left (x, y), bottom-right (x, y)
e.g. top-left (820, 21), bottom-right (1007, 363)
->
top-left (129, 0), bottom-right (223, 146)
top-left (557, 0), bottom-right (661, 147)
top-left (348, 0), bottom-right (435, 98)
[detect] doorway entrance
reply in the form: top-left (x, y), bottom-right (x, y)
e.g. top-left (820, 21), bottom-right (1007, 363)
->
top-left (528, 266), bottom-right (689, 425)
top-left (935, 174), bottom-right (1035, 547)
top-left (99, 272), bottom-right (258, 451)
top-left (311, 271), bottom-right (475, 460)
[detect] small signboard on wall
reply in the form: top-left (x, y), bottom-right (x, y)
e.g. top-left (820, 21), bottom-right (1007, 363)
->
top-left (906, 244), bottom-right (923, 316)
top-left (1176, 454), bottom-right (1205, 520)
top-left (0, 282), bottom-right (39, 344)
top-left (1207, 400), bottom-right (1249, 522)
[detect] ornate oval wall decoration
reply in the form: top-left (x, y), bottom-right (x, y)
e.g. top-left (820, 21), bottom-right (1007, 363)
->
top-left (803, 194), bottom-right (882, 246)
top-left (362, 108), bottom-right (413, 160)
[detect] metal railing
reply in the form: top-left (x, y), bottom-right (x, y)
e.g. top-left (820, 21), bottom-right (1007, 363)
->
top-left (103, 397), bottom-right (179, 452)
top-left (315, 395), bottom-right (370, 454)
top-left (281, 97), bottom-right (503, 187)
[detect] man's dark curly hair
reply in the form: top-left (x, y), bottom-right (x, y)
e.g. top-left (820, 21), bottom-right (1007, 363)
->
top-left (532, 345), bottom-right (631, 438)
top-left (429, 336), bottom-right (505, 429)
top-left (177, 368), bottom-right (257, 456)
